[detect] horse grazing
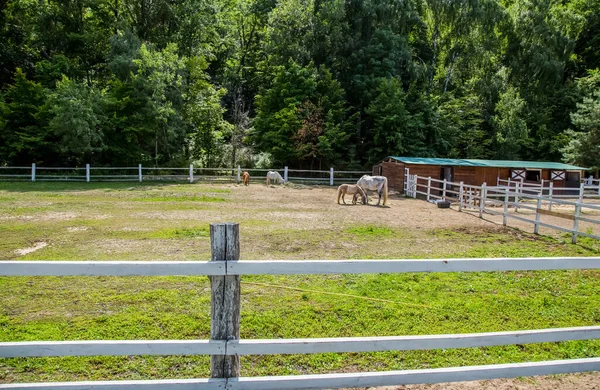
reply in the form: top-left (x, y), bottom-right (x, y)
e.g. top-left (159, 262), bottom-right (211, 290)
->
top-left (357, 175), bottom-right (388, 206)
top-left (337, 184), bottom-right (367, 205)
top-left (266, 171), bottom-right (285, 185)
top-left (242, 171), bottom-right (250, 186)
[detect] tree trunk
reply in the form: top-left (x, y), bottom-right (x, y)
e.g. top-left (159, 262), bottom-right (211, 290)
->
top-left (443, 51), bottom-right (458, 95)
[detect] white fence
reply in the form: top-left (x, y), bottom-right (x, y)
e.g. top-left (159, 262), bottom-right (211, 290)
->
top-left (0, 164), bottom-right (370, 186)
top-left (405, 174), bottom-right (600, 244)
top-left (1, 223), bottom-right (600, 389)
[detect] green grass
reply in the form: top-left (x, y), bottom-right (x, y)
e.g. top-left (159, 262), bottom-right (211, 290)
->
top-left (0, 182), bottom-right (599, 383)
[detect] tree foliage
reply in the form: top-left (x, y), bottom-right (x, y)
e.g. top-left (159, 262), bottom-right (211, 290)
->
top-left (0, 0), bottom-right (597, 170)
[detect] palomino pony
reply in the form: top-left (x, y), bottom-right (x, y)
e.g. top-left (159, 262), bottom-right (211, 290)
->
top-left (242, 171), bottom-right (250, 186)
top-left (357, 175), bottom-right (388, 206)
top-left (336, 184), bottom-right (367, 205)
top-left (266, 171), bottom-right (285, 185)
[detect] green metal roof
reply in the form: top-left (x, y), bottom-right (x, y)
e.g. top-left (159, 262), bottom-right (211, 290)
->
top-left (387, 157), bottom-right (587, 170)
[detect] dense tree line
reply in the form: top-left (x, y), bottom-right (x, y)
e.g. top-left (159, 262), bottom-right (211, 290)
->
top-left (0, 0), bottom-right (599, 172)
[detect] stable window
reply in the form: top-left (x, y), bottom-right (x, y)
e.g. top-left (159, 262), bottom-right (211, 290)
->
top-left (525, 170), bottom-right (541, 182)
top-left (511, 169), bottom-right (525, 180)
top-left (551, 170), bottom-right (565, 180)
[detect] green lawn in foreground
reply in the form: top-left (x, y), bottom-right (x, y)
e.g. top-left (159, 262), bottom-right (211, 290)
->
top-left (0, 182), bottom-right (598, 383)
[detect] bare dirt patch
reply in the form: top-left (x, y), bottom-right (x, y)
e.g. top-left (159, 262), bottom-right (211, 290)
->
top-left (14, 242), bottom-right (47, 255)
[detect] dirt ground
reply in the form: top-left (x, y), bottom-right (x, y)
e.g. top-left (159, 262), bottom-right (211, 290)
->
top-left (244, 184), bottom-right (600, 389)
top-left (230, 183), bottom-right (598, 238)
top-left (351, 372), bottom-right (599, 390)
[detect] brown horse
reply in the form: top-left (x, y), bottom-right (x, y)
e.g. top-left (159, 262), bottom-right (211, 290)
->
top-left (242, 171), bottom-right (250, 186)
top-left (336, 184), bottom-right (367, 205)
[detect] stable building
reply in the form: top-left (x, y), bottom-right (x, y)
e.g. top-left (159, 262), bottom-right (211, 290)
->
top-left (373, 157), bottom-right (587, 193)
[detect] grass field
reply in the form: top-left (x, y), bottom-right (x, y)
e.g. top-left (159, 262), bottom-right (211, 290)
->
top-left (0, 181), bottom-right (599, 384)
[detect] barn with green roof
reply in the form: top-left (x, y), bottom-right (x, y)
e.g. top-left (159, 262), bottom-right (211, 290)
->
top-left (373, 157), bottom-right (587, 192)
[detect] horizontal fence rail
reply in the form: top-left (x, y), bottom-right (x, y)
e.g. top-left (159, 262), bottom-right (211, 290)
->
top-left (1, 223), bottom-right (599, 389)
top-left (3, 257), bottom-right (600, 276)
top-left (2, 358), bottom-right (599, 389)
top-left (4, 326), bottom-right (599, 358)
top-left (0, 164), bottom-right (371, 186)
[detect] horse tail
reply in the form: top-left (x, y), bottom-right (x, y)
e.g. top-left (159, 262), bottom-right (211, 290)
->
top-left (336, 185), bottom-right (343, 204)
top-left (382, 177), bottom-right (388, 205)
top-left (359, 186), bottom-right (367, 204)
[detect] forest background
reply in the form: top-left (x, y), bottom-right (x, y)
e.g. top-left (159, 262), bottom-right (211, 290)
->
top-left (0, 0), bottom-right (599, 172)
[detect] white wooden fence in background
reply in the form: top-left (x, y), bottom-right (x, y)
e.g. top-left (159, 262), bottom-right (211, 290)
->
top-left (404, 173), bottom-right (600, 243)
top-left (0, 164), bottom-right (370, 186)
top-left (1, 223), bottom-right (600, 389)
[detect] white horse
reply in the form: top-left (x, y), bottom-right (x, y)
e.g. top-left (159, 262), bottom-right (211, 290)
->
top-left (357, 175), bottom-right (388, 206)
top-left (266, 171), bottom-right (285, 185)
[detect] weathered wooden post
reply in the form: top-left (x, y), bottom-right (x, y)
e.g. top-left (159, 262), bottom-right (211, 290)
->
top-left (284, 166), bottom-right (288, 183)
top-left (330, 167), bottom-right (334, 186)
top-left (503, 189), bottom-right (509, 226)
top-left (190, 164), bottom-right (194, 184)
top-left (31, 163), bottom-right (36, 182)
top-left (534, 196), bottom-right (542, 234)
top-left (578, 183), bottom-right (585, 203)
top-left (237, 166), bottom-right (241, 184)
top-left (479, 182), bottom-right (487, 218)
top-left (572, 203), bottom-right (581, 244)
top-left (210, 222), bottom-right (241, 379)
top-left (86, 164), bottom-right (90, 183)
top-left (548, 182), bottom-right (554, 211)
top-left (138, 164), bottom-right (143, 183)
top-left (458, 181), bottom-right (464, 212)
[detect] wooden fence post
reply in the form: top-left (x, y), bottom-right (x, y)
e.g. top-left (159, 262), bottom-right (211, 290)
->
top-left (330, 167), bottom-right (334, 186)
top-left (138, 164), bottom-right (143, 183)
top-left (534, 196), bottom-right (542, 234)
top-left (479, 183), bottom-right (487, 218)
top-left (237, 166), bottom-right (241, 184)
top-left (503, 189), bottom-right (509, 226)
top-left (579, 183), bottom-right (585, 203)
top-left (31, 163), bottom-right (36, 182)
top-left (284, 166), bottom-right (288, 183)
top-left (442, 179), bottom-right (447, 200)
top-left (210, 222), bottom-right (241, 379)
top-left (427, 177), bottom-right (431, 201)
top-left (190, 164), bottom-right (194, 184)
top-left (572, 203), bottom-right (581, 244)
top-left (549, 182), bottom-right (554, 211)
top-left (515, 181), bottom-right (521, 212)
top-left (458, 181), bottom-right (464, 212)
top-left (86, 164), bottom-right (90, 183)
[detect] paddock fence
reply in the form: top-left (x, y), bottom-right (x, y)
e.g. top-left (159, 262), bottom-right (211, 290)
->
top-left (1, 223), bottom-right (600, 389)
top-left (404, 173), bottom-right (600, 243)
top-left (0, 164), bottom-right (370, 186)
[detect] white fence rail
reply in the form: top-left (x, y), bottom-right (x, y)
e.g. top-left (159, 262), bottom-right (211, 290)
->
top-left (405, 174), bottom-right (600, 243)
top-left (0, 164), bottom-right (370, 186)
top-left (1, 223), bottom-right (600, 389)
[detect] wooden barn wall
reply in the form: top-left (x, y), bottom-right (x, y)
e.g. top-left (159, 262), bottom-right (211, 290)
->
top-left (453, 167), bottom-right (477, 185)
top-left (383, 161), bottom-right (405, 190)
top-left (406, 164), bottom-right (442, 181)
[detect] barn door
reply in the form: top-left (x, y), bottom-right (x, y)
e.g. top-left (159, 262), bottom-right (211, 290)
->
top-left (440, 167), bottom-right (454, 196)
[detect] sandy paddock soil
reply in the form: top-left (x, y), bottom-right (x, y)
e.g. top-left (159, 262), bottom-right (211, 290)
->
top-left (229, 183), bottom-right (598, 238)
top-left (233, 184), bottom-right (600, 389)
